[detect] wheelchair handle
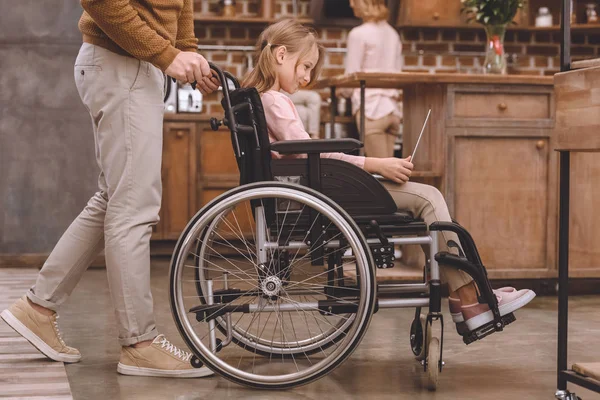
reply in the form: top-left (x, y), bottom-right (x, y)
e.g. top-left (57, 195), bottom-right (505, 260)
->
top-left (206, 62), bottom-right (243, 157)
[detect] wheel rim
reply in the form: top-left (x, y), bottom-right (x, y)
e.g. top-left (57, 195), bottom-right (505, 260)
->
top-left (171, 186), bottom-right (375, 387)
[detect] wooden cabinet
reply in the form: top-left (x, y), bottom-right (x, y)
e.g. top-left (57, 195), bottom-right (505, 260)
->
top-left (445, 84), bottom-right (557, 279)
top-left (568, 153), bottom-right (600, 277)
top-left (398, 0), bottom-right (464, 27)
top-left (153, 115), bottom-right (241, 241)
top-left (554, 65), bottom-right (600, 278)
top-left (153, 122), bottom-right (198, 240)
top-left (450, 135), bottom-right (555, 278)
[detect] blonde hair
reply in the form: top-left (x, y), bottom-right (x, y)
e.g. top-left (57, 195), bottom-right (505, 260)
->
top-left (242, 18), bottom-right (325, 93)
top-left (353, 0), bottom-right (389, 22)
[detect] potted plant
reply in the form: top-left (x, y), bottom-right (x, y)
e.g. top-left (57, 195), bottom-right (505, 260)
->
top-left (461, 0), bottom-right (525, 74)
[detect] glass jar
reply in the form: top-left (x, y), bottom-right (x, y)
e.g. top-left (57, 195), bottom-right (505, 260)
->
top-left (587, 3), bottom-right (599, 23)
top-left (535, 7), bottom-right (554, 27)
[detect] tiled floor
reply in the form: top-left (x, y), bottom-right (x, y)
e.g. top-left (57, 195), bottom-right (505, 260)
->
top-left (2, 262), bottom-right (600, 399)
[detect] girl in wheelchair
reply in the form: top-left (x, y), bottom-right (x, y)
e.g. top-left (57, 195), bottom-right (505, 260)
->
top-left (242, 18), bottom-right (536, 335)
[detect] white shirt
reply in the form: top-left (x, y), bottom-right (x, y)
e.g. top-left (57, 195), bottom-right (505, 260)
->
top-left (345, 21), bottom-right (403, 120)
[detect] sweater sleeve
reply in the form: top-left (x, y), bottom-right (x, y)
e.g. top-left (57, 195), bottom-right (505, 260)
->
top-left (262, 93), bottom-right (365, 169)
top-left (175, 0), bottom-right (198, 52)
top-left (80, 0), bottom-right (180, 71)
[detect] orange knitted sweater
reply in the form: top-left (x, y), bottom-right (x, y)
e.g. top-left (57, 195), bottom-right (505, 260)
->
top-left (78, 0), bottom-right (197, 72)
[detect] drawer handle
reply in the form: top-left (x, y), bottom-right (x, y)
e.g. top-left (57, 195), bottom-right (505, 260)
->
top-left (498, 102), bottom-right (508, 111)
top-left (433, 12), bottom-right (440, 20)
top-left (176, 131), bottom-right (185, 138)
top-left (536, 140), bottom-right (545, 150)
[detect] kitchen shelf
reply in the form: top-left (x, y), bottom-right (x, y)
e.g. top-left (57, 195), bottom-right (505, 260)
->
top-left (193, 14), bottom-right (313, 24)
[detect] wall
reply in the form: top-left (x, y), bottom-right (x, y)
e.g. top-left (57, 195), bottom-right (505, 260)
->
top-left (0, 0), bottom-right (98, 254)
top-left (196, 1), bottom-right (600, 116)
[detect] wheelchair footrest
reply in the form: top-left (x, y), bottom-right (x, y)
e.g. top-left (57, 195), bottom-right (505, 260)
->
top-left (462, 312), bottom-right (516, 345)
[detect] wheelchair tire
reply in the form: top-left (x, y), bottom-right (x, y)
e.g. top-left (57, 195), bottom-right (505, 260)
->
top-left (411, 313), bottom-right (431, 361)
top-left (169, 181), bottom-right (376, 389)
top-left (426, 337), bottom-right (440, 391)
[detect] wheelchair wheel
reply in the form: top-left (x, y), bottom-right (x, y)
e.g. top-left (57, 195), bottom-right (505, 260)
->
top-left (170, 182), bottom-right (376, 389)
top-left (426, 337), bottom-right (440, 391)
top-left (410, 313), bottom-right (431, 361)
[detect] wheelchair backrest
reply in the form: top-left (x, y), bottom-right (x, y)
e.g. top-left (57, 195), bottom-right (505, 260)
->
top-left (220, 87), bottom-right (273, 186)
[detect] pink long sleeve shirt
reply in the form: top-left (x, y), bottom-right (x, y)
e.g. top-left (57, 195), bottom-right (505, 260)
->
top-left (261, 90), bottom-right (365, 169)
top-left (345, 21), bottom-right (403, 120)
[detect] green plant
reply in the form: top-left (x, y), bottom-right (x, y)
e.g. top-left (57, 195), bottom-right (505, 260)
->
top-left (461, 0), bottom-right (525, 25)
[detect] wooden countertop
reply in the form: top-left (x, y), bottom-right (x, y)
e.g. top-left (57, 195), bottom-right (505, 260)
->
top-left (164, 113), bottom-right (214, 122)
top-left (314, 72), bottom-right (554, 89)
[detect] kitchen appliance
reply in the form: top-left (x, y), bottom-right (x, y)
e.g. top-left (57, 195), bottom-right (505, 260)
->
top-left (177, 83), bottom-right (202, 113)
top-left (164, 76), bottom-right (177, 113)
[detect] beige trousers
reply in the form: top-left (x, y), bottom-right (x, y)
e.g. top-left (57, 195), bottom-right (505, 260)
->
top-left (356, 112), bottom-right (400, 158)
top-left (381, 181), bottom-right (474, 293)
top-left (27, 43), bottom-right (165, 346)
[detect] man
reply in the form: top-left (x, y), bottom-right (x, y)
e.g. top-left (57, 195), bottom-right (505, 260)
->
top-left (0, 0), bottom-right (218, 378)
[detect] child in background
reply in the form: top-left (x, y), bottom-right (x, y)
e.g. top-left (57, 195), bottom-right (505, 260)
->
top-left (242, 18), bottom-right (536, 335)
top-left (342, 0), bottom-right (403, 158)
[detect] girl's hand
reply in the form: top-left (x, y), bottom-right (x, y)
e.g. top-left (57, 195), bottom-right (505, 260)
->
top-left (366, 156), bottom-right (413, 184)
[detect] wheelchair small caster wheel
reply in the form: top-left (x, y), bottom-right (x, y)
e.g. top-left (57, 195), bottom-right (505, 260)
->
top-left (191, 355), bottom-right (204, 369)
top-left (426, 337), bottom-right (440, 391)
top-left (410, 314), bottom-right (431, 361)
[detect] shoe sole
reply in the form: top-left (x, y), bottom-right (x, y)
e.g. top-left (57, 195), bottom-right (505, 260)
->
top-left (451, 312), bottom-right (464, 323)
top-left (465, 290), bottom-right (536, 331)
top-left (0, 309), bottom-right (81, 363)
top-left (117, 362), bottom-right (215, 378)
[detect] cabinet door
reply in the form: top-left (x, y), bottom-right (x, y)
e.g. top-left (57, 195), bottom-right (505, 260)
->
top-left (451, 135), bottom-right (554, 278)
top-left (154, 122), bottom-right (197, 240)
top-left (198, 128), bottom-right (254, 239)
top-left (569, 153), bottom-right (600, 277)
top-left (398, 0), bottom-right (463, 26)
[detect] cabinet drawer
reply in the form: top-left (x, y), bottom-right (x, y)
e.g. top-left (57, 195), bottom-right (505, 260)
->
top-left (453, 92), bottom-right (551, 120)
top-left (447, 85), bottom-right (554, 129)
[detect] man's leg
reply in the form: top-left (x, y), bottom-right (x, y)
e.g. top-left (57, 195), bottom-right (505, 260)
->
top-left (81, 46), bottom-right (164, 346)
top-left (1, 43), bottom-right (109, 363)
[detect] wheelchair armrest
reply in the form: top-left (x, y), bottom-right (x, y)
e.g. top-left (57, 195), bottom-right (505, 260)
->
top-left (270, 138), bottom-right (363, 155)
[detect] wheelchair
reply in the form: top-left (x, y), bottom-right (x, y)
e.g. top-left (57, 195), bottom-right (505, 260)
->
top-left (168, 63), bottom-right (516, 390)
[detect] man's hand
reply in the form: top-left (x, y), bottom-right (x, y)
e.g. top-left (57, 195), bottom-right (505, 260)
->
top-left (365, 156), bottom-right (413, 184)
top-left (165, 51), bottom-right (212, 89)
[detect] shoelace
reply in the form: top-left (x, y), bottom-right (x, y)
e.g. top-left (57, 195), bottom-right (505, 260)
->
top-left (51, 315), bottom-right (67, 346)
top-left (158, 336), bottom-right (191, 361)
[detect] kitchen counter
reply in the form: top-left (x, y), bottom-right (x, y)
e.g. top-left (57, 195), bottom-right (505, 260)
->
top-left (314, 72), bottom-right (554, 89)
top-left (316, 71), bottom-right (557, 280)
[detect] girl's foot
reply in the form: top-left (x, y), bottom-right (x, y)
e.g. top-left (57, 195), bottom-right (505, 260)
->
top-left (448, 287), bottom-right (518, 323)
top-left (462, 289), bottom-right (536, 331)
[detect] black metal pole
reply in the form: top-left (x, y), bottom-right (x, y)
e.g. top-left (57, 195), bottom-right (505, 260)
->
top-left (330, 86), bottom-right (336, 139)
top-left (360, 80), bottom-right (365, 156)
top-left (561, 0), bottom-right (571, 72)
top-left (557, 0), bottom-right (571, 392)
top-left (557, 151), bottom-right (570, 391)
